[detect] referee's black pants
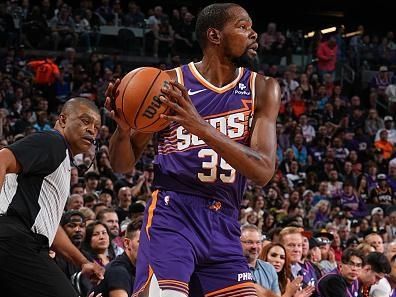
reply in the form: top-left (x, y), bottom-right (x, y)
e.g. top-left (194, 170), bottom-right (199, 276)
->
top-left (0, 216), bottom-right (78, 297)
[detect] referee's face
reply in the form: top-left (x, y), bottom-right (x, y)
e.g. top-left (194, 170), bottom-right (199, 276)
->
top-left (62, 104), bottom-right (101, 155)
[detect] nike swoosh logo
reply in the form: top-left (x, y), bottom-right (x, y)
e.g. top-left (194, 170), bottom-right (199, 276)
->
top-left (187, 89), bottom-right (207, 96)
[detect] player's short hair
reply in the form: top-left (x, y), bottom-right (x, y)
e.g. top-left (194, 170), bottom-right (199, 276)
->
top-left (195, 3), bottom-right (240, 48)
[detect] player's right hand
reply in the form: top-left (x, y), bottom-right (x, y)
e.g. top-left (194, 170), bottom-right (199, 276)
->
top-left (104, 79), bottom-right (130, 131)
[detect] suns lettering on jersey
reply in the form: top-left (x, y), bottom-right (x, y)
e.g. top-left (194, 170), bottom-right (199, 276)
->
top-left (176, 111), bottom-right (247, 151)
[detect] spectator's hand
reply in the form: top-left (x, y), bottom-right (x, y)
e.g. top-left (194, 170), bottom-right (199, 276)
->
top-left (285, 276), bottom-right (303, 297)
top-left (81, 262), bottom-right (104, 284)
top-left (104, 79), bottom-right (130, 131)
top-left (294, 285), bottom-right (315, 297)
top-left (328, 248), bottom-right (336, 263)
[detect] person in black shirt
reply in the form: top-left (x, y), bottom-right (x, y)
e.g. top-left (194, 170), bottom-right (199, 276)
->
top-left (0, 97), bottom-right (104, 297)
top-left (317, 248), bottom-right (364, 297)
top-left (91, 219), bottom-right (142, 297)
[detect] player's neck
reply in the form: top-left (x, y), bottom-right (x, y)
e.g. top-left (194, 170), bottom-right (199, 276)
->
top-left (195, 57), bottom-right (239, 88)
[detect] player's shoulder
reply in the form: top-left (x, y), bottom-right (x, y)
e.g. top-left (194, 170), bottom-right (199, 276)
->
top-left (253, 72), bottom-right (279, 89)
top-left (252, 72), bottom-right (281, 108)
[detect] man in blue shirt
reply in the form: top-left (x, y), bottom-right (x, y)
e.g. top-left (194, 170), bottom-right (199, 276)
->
top-left (241, 224), bottom-right (280, 297)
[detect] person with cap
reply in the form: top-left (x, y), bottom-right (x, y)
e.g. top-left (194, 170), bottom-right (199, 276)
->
top-left (55, 211), bottom-right (93, 297)
top-left (369, 175), bottom-right (394, 207)
top-left (375, 115), bottom-right (396, 145)
top-left (346, 236), bottom-right (360, 249)
top-left (300, 233), bottom-right (323, 295)
top-left (313, 231), bottom-right (337, 273)
top-left (91, 219), bottom-right (142, 297)
top-left (370, 65), bottom-right (394, 101)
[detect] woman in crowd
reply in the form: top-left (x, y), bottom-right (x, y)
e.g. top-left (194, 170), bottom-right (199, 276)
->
top-left (82, 221), bottom-right (111, 267)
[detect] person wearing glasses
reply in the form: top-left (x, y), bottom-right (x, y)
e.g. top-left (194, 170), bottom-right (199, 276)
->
top-left (240, 224), bottom-right (280, 297)
top-left (317, 248), bottom-right (364, 297)
top-left (317, 249), bottom-right (390, 297)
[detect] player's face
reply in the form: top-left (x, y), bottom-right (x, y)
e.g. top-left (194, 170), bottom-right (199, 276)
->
top-left (63, 104), bottom-right (101, 156)
top-left (222, 6), bottom-right (258, 67)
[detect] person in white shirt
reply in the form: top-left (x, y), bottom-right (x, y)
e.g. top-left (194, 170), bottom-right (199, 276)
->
top-left (375, 116), bottom-right (396, 145)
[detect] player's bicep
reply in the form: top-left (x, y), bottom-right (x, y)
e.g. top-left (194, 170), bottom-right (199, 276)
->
top-left (250, 77), bottom-right (281, 154)
top-left (0, 148), bottom-right (21, 174)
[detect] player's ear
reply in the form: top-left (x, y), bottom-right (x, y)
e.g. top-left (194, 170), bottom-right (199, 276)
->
top-left (207, 28), bottom-right (221, 45)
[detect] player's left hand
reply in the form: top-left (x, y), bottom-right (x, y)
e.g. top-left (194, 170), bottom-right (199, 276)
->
top-left (81, 262), bottom-right (104, 284)
top-left (160, 81), bottom-right (209, 136)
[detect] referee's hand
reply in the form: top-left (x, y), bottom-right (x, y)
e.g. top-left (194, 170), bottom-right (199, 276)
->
top-left (81, 262), bottom-right (105, 284)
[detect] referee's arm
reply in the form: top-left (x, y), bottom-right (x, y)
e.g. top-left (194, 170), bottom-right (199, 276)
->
top-left (52, 226), bottom-right (104, 283)
top-left (0, 148), bottom-right (21, 187)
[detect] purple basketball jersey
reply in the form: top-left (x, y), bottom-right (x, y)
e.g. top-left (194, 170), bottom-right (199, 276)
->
top-left (153, 62), bottom-right (256, 209)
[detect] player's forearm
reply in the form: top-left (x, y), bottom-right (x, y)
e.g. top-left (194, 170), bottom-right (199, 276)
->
top-left (52, 226), bottom-right (90, 268)
top-left (201, 125), bottom-right (276, 186)
top-left (109, 127), bottom-right (135, 173)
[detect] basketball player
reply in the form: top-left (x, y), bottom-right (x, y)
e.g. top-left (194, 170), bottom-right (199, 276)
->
top-left (106, 3), bottom-right (280, 297)
top-left (0, 98), bottom-right (104, 297)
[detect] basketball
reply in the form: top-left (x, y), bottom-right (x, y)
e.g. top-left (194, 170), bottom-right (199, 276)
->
top-left (115, 67), bottom-right (172, 133)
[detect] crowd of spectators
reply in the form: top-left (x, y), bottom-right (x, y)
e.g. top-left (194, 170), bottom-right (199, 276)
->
top-left (1, 1), bottom-right (396, 297)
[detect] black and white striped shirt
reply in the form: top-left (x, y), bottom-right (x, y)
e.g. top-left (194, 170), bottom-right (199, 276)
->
top-left (0, 131), bottom-right (71, 245)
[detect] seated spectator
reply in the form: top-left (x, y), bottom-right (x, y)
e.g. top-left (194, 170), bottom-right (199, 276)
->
top-left (48, 4), bottom-right (77, 50)
top-left (375, 116), bottom-right (396, 145)
top-left (260, 243), bottom-right (315, 297)
top-left (91, 219), bottom-right (142, 297)
top-left (122, 1), bottom-right (145, 27)
top-left (240, 224), bottom-right (281, 296)
top-left (82, 221), bottom-right (112, 267)
top-left (317, 249), bottom-right (390, 297)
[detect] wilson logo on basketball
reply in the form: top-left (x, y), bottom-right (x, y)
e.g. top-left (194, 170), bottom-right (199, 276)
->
top-left (143, 95), bottom-right (163, 119)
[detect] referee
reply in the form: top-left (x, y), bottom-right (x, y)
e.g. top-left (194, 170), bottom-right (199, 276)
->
top-left (0, 97), bottom-right (104, 297)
